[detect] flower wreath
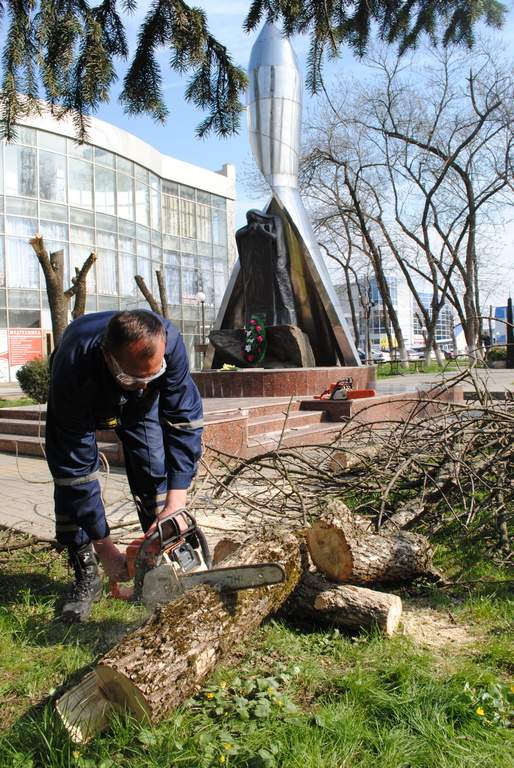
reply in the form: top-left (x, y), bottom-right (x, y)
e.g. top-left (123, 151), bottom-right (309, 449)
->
top-left (243, 315), bottom-right (267, 364)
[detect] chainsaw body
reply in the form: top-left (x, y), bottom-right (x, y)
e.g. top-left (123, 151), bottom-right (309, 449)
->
top-left (109, 509), bottom-right (286, 610)
top-left (109, 509), bottom-right (211, 603)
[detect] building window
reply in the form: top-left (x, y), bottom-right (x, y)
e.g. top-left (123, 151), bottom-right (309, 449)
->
top-left (68, 140), bottom-right (93, 161)
top-left (95, 166), bottom-right (116, 215)
top-left (135, 180), bottom-right (150, 227)
top-left (117, 173), bottom-right (134, 221)
top-left (180, 199), bottom-right (196, 239)
top-left (39, 132), bottom-right (66, 154)
top-left (6, 238), bottom-right (40, 288)
top-left (70, 244), bottom-right (96, 291)
top-left (196, 204), bottom-right (212, 242)
top-left (39, 150), bottom-right (67, 203)
top-left (164, 265), bottom-right (181, 304)
top-left (212, 208), bottom-right (227, 246)
top-left (117, 156), bottom-right (133, 175)
top-left (95, 147), bottom-right (115, 168)
top-left (9, 309), bottom-right (40, 328)
top-left (119, 252), bottom-right (137, 296)
top-left (5, 216), bottom-right (37, 236)
top-left (69, 159), bottom-right (93, 209)
top-left (96, 248), bottom-right (118, 295)
top-left (162, 195), bottom-right (179, 236)
top-left (40, 221), bottom-right (68, 242)
top-left (136, 255), bottom-right (151, 286)
top-left (5, 145), bottom-right (37, 198)
top-left (150, 178), bottom-right (160, 231)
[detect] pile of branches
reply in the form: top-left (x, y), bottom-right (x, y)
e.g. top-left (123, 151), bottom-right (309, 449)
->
top-left (192, 371), bottom-right (512, 558)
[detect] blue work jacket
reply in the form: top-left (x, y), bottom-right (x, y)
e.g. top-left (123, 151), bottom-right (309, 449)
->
top-left (46, 312), bottom-right (203, 529)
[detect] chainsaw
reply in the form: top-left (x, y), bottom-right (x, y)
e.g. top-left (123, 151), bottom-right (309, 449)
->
top-left (109, 509), bottom-right (285, 611)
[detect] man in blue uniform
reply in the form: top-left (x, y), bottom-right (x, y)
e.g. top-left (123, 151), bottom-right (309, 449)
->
top-left (46, 309), bottom-right (203, 623)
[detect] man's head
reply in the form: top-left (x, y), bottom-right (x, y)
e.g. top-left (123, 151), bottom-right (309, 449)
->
top-left (102, 311), bottom-right (166, 390)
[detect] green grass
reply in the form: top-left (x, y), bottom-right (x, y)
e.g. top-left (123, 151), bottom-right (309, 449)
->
top-left (376, 361), bottom-right (461, 378)
top-left (0, 397), bottom-right (35, 408)
top-left (0, 537), bottom-right (512, 768)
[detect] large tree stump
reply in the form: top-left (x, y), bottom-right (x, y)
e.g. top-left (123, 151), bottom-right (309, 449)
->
top-left (306, 501), bottom-right (434, 585)
top-left (282, 571), bottom-right (402, 636)
top-left (56, 534), bottom-right (303, 742)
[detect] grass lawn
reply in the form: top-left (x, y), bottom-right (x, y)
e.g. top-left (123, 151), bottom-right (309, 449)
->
top-left (376, 361), bottom-right (461, 378)
top-left (0, 397), bottom-right (35, 408)
top-left (0, 536), bottom-right (512, 768)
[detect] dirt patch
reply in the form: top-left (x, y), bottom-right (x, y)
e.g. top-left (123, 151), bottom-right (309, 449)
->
top-left (400, 599), bottom-right (480, 653)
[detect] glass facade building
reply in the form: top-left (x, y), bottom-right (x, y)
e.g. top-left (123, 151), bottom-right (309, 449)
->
top-left (336, 274), bottom-right (455, 349)
top-left (0, 113), bottom-right (235, 380)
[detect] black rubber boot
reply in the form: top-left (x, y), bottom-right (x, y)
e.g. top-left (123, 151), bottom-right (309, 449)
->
top-left (61, 544), bottom-right (103, 623)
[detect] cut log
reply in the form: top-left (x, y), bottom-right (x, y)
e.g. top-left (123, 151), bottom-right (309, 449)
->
top-left (212, 537), bottom-right (242, 565)
top-left (327, 446), bottom-right (381, 473)
top-left (282, 571), bottom-right (402, 636)
top-left (55, 534), bottom-right (303, 743)
top-left (306, 500), bottom-right (434, 585)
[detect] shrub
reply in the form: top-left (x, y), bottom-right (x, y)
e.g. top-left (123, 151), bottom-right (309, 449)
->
top-left (486, 346), bottom-right (507, 362)
top-left (16, 357), bottom-right (50, 403)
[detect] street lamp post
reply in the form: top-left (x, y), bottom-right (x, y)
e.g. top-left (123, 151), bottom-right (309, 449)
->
top-left (194, 291), bottom-right (208, 369)
top-left (196, 291), bottom-right (206, 344)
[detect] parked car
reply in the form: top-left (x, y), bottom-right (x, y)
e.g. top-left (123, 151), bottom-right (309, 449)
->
top-left (407, 347), bottom-right (426, 361)
top-left (408, 347), bottom-right (437, 361)
top-left (357, 348), bottom-right (386, 363)
top-left (371, 346), bottom-right (390, 362)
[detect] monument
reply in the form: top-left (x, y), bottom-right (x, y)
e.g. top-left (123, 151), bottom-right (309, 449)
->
top-left (200, 23), bottom-right (369, 397)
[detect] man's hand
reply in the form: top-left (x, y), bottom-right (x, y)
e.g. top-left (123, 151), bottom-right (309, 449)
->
top-left (145, 488), bottom-right (188, 538)
top-left (93, 535), bottom-right (129, 581)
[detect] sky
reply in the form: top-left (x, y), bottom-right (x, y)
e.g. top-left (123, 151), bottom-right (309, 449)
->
top-left (85, 2), bottom-right (514, 302)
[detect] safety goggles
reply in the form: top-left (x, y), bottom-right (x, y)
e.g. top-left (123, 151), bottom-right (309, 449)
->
top-left (108, 353), bottom-right (167, 387)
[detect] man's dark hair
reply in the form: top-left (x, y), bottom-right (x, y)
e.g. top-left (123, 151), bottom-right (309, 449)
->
top-left (103, 311), bottom-right (166, 358)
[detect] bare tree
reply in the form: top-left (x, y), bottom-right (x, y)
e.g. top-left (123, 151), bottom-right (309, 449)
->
top-left (303, 40), bottom-right (514, 361)
top-left (135, 271), bottom-right (171, 319)
top-left (30, 235), bottom-right (96, 347)
top-left (302, 129), bottom-right (410, 364)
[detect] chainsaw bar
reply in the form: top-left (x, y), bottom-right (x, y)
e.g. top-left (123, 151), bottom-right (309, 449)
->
top-left (180, 563), bottom-right (286, 592)
top-left (142, 562), bottom-right (286, 610)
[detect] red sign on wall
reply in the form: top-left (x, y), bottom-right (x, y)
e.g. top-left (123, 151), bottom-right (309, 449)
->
top-left (8, 329), bottom-right (44, 367)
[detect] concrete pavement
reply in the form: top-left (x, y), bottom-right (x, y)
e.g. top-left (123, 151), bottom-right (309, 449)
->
top-left (375, 366), bottom-right (514, 395)
top-left (1, 365), bottom-right (511, 545)
top-left (0, 451), bottom-right (244, 550)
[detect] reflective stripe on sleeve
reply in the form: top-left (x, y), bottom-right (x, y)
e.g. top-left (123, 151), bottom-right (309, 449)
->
top-left (160, 417), bottom-right (204, 431)
top-left (53, 470), bottom-right (101, 487)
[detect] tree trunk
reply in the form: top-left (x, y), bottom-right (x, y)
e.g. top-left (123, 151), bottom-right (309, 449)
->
top-left (55, 534), bottom-right (304, 743)
top-left (135, 275), bottom-right (161, 314)
top-left (282, 571), bottom-right (402, 636)
top-left (156, 270), bottom-right (170, 319)
top-left (343, 265), bottom-right (360, 347)
top-left (305, 501), bottom-right (434, 585)
top-left (67, 253), bottom-right (97, 319)
top-left (30, 237), bottom-right (69, 346)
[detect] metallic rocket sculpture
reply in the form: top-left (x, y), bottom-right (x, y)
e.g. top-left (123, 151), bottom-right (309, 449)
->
top-left (212, 23), bottom-right (360, 367)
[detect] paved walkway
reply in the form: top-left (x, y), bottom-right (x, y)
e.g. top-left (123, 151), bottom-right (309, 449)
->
top-left (375, 366), bottom-right (514, 394)
top-left (1, 365), bottom-right (511, 545)
top-left (0, 451), bottom-right (243, 550)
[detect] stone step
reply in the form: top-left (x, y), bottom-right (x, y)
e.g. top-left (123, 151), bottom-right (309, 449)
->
top-left (0, 418), bottom-right (119, 444)
top-left (0, 433), bottom-right (121, 464)
top-left (247, 400), bottom-right (302, 418)
top-left (246, 420), bottom-right (345, 456)
top-left (247, 409), bottom-right (324, 437)
top-left (0, 407), bottom-right (46, 421)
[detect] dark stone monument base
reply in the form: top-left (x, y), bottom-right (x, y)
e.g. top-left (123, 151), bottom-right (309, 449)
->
top-left (209, 325), bottom-right (316, 369)
top-left (193, 366), bottom-right (376, 398)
